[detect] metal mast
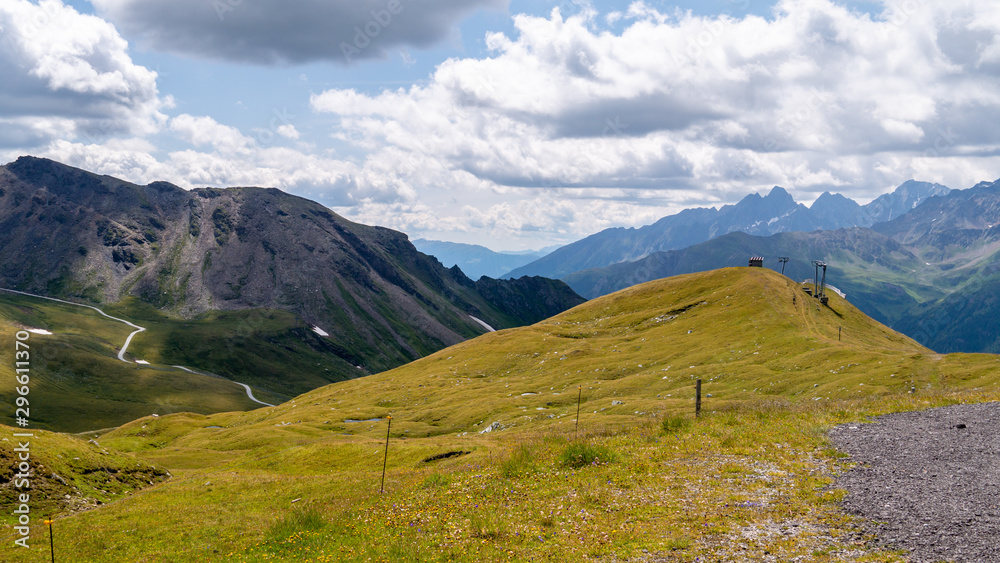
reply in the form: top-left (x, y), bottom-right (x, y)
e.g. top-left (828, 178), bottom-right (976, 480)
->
top-left (778, 257), bottom-right (789, 276)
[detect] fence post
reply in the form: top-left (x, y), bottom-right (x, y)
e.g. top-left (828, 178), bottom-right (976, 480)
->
top-left (695, 379), bottom-right (702, 418)
top-left (575, 386), bottom-right (582, 439)
top-left (45, 516), bottom-right (54, 563)
top-left (380, 416), bottom-right (392, 494)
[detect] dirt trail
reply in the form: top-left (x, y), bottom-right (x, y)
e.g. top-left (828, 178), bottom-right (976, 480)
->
top-left (830, 402), bottom-right (1000, 562)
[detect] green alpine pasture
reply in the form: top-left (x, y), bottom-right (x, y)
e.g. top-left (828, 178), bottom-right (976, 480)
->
top-left (0, 289), bottom-right (382, 433)
top-left (4, 267), bottom-right (1000, 562)
top-left (102, 298), bottom-right (356, 402)
top-left (0, 293), bottom-right (262, 432)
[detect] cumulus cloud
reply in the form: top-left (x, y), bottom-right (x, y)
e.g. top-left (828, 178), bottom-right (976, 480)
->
top-left (309, 0), bottom-right (1000, 221)
top-left (329, 194), bottom-right (671, 248)
top-left (170, 114), bottom-right (255, 154)
top-left (0, 0), bottom-right (169, 148)
top-left (90, 0), bottom-right (508, 65)
top-left (8, 0), bottom-right (1000, 248)
top-left (34, 114), bottom-right (411, 207)
top-left (276, 124), bottom-right (300, 140)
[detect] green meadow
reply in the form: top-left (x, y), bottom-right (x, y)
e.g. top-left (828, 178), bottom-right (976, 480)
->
top-left (0, 293), bottom-right (261, 432)
top-left (4, 267), bottom-right (999, 561)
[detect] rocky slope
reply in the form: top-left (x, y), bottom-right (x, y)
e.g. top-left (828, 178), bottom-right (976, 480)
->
top-left (0, 156), bottom-right (585, 381)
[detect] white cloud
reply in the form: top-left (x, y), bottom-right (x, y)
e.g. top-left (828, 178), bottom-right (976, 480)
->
top-left (90, 0), bottom-right (508, 65)
top-left (303, 0), bottom-right (1000, 242)
top-left (7, 0), bottom-right (1000, 250)
top-left (276, 124), bottom-right (300, 140)
top-left (33, 114), bottom-right (406, 206)
top-left (0, 0), bottom-right (168, 148)
top-left (170, 114), bottom-right (255, 154)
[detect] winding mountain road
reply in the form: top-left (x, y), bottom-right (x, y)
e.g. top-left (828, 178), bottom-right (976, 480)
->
top-left (172, 365), bottom-right (273, 407)
top-left (1, 287), bottom-right (146, 360)
top-left (0, 288), bottom-right (274, 407)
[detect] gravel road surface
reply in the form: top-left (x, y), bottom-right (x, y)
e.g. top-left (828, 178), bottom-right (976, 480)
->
top-left (830, 402), bottom-right (1000, 563)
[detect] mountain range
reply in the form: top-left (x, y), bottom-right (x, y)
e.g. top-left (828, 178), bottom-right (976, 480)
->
top-left (0, 156), bottom-right (584, 395)
top-left (411, 238), bottom-right (556, 280)
top-left (560, 179), bottom-right (1000, 353)
top-left (506, 181), bottom-right (951, 279)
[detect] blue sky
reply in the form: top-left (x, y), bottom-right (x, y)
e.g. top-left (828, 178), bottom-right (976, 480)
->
top-left (2, 0), bottom-right (999, 250)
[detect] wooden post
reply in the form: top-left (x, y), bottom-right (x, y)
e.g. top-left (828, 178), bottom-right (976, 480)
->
top-left (45, 516), bottom-right (54, 563)
top-left (695, 379), bottom-right (702, 418)
top-left (839, 326), bottom-right (842, 341)
top-left (380, 416), bottom-right (392, 494)
top-left (575, 386), bottom-right (582, 439)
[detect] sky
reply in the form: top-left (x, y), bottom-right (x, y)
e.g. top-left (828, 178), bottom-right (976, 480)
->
top-left (1, 0), bottom-right (999, 251)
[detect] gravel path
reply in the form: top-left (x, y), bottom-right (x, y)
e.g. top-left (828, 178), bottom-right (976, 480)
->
top-left (829, 402), bottom-right (1000, 563)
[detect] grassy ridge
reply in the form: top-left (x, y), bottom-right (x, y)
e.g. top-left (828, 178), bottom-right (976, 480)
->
top-left (5, 268), bottom-right (1000, 561)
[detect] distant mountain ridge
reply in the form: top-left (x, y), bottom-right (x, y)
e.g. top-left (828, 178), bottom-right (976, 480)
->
top-left (0, 156), bottom-right (585, 388)
top-left (505, 181), bottom-right (951, 279)
top-left (562, 229), bottom-right (932, 323)
top-left (560, 177), bottom-right (1000, 354)
top-left (411, 239), bottom-right (555, 280)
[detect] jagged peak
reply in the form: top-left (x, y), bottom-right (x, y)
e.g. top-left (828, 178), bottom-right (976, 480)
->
top-left (891, 179), bottom-right (951, 194)
top-left (765, 186), bottom-right (792, 199)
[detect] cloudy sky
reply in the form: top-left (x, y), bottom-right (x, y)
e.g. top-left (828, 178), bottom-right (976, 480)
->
top-left (1, 0), bottom-right (999, 250)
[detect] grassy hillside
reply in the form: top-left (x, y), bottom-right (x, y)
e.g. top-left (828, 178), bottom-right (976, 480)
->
top-left (5, 268), bottom-right (1000, 562)
top-left (100, 297), bottom-right (366, 400)
top-left (0, 293), bottom-right (264, 432)
top-left (560, 182), bottom-right (1000, 358)
top-left (0, 427), bottom-right (169, 527)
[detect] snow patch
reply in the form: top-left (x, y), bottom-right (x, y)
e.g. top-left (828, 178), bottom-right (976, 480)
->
top-left (135, 360), bottom-right (150, 365)
top-left (469, 316), bottom-right (496, 332)
top-left (26, 328), bottom-right (53, 335)
top-left (825, 285), bottom-right (847, 299)
top-left (311, 326), bottom-right (330, 337)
